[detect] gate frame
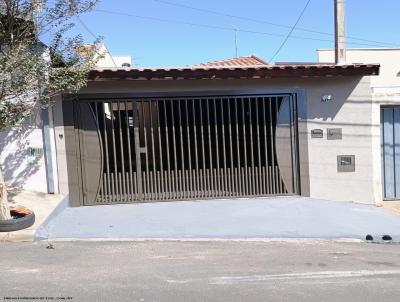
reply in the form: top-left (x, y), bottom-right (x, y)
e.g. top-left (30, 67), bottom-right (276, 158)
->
top-left (62, 88), bottom-right (308, 207)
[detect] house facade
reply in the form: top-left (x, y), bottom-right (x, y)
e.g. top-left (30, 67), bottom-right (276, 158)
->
top-left (50, 56), bottom-right (382, 206)
top-left (6, 51), bottom-right (396, 206)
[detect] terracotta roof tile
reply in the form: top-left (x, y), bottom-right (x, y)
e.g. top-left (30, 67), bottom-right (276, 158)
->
top-left (191, 55), bottom-right (269, 67)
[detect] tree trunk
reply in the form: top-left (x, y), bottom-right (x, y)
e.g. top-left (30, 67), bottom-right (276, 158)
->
top-left (0, 167), bottom-right (11, 220)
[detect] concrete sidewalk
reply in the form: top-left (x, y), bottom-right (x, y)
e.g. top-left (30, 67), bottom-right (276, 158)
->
top-left (35, 196), bottom-right (400, 242)
top-left (1, 189), bottom-right (63, 242)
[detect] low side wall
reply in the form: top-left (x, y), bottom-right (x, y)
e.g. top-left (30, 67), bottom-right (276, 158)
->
top-left (0, 109), bottom-right (48, 193)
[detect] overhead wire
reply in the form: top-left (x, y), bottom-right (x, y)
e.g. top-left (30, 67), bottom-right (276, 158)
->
top-left (269, 0), bottom-right (312, 62)
top-left (92, 9), bottom-right (392, 48)
top-left (151, 0), bottom-right (399, 47)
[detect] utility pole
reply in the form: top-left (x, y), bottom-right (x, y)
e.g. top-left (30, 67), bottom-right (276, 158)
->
top-left (334, 0), bottom-right (346, 64)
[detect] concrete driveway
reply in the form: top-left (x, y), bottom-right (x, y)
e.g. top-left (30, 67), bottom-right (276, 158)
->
top-left (35, 196), bottom-right (400, 241)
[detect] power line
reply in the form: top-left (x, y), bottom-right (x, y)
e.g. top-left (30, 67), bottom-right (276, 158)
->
top-left (76, 15), bottom-right (118, 68)
top-left (152, 0), bottom-right (399, 47)
top-left (92, 9), bottom-right (391, 48)
top-left (269, 0), bottom-right (311, 62)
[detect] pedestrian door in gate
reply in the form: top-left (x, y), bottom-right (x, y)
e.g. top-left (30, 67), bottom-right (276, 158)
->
top-left (64, 92), bottom-right (301, 206)
top-left (381, 106), bottom-right (400, 199)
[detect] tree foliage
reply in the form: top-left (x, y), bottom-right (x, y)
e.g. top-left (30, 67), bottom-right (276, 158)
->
top-left (0, 0), bottom-right (100, 128)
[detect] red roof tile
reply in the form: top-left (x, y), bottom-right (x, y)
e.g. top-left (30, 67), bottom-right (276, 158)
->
top-left (192, 55), bottom-right (269, 67)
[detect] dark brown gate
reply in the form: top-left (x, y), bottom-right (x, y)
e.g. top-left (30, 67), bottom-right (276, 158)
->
top-left (64, 93), bottom-right (301, 206)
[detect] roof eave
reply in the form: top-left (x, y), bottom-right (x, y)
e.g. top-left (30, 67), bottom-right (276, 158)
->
top-left (88, 64), bottom-right (380, 81)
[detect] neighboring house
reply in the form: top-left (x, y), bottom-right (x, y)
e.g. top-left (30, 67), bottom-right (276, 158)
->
top-left (0, 43), bottom-right (132, 194)
top-left (318, 48), bottom-right (400, 200)
top-left (0, 42), bottom-right (57, 194)
top-left (79, 44), bottom-right (133, 68)
top-left (95, 44), bottom-right (132, 68)
top-left (0, 1), bottom-right (55, 193)
top-left (50, 55), bottom-right (383, 206)
top-left (318, 48), bottom-right (400, 97)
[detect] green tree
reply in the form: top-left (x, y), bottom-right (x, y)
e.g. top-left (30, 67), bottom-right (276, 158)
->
top-left (0, 0), bottom-right (99, 220)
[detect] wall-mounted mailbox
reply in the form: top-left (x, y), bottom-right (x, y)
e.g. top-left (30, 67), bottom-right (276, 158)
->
top-left (337, 155), bottom-right (355, 172)
top-left (27, 147), bottom-right (44, 165)
top-left (311, 129), bottom-right (323, 138)
top-left (327, 128), bottom-right (342, 140)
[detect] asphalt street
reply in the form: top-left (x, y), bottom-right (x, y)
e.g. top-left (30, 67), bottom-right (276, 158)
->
top-left (1, 240), bottom-right (400, 301)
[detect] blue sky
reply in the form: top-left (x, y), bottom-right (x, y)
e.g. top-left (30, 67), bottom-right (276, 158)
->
top-left (73, 0), bottom-right (400, 67)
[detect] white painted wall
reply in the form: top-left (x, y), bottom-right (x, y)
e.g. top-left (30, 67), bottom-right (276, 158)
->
top-left (318, 48), bottom-right (400, 94)
top-left (94, 44), bottom-right (132, 68)
top-left (0, 109), bottom-right (48, 192)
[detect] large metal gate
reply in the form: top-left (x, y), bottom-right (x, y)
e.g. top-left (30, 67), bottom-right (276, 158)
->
top-left (65, 92), bottom-right (301, 205)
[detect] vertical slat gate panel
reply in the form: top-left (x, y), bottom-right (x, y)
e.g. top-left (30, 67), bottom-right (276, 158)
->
top-left (192, 99), bottom-right (200, 199)
top-left (124, 101), bottom-right (134, 200)
top-left (241, 98), bottom-right (248, 196)
top-left (185, 99), bottom-right (193, 198)
top-left (117, 101), bottom-right (126, 201)
top-left (248, 98), bottom-right (255, 195)
top-left (213, 98), bottom-right (221, 196)
top-left (255, 98), bottom-right (263, 196)
top-left (132, 100), bottom-right (143, 201)
top-left (110, 101), bottom-right (119, 202)
top-left (199, 99), bottom-right (207, 198)
top-left (149, 100), bottom-right (157, 200)
top-left (163, 99), bottom-right (171, 200)
top-left (156, 100), bottom-right (165, 200)
top-left (206, 99), bottom-right (214, 197)
top-left (269, 97), bottom-right (276, 195)
top-left (227, 98), bottom-right (235, 196)
top-left (101, 101), bottom-right (111, 201)
top-left (170, 99), bottom-right (179, 199)
top-left (235, 98), bottom-right (242, 196)
top-left (220, 98), bottom-right (228, 196)
top-left (92, 102), bottom-right (103, 203)
top-left (144, 100), bottom-right (151, 200)
top-left (262, 97), bottom-right (270, 195)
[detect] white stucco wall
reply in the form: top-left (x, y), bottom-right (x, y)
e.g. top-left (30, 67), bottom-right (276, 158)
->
top-left (317, 48), bottom-right (400, 85)
top-left (318, 48), bottom-right (400, 93)
top-left (0, 110), bottom-right (48, 192)
top-left (94, 44), bottom-right (132, 68)
top-left (55, 75), bottom-right (379, 204)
